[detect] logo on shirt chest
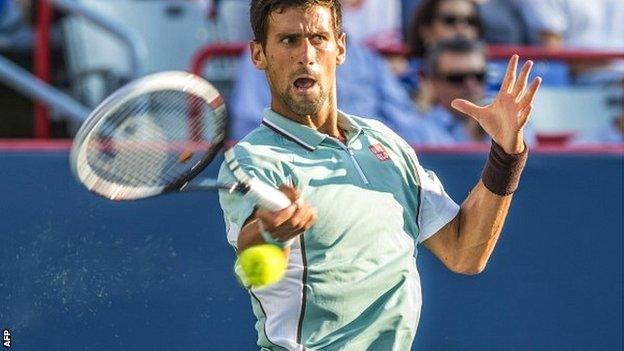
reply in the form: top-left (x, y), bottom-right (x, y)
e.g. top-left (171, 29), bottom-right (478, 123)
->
top-left (369, 143), bottom-right (390, 162)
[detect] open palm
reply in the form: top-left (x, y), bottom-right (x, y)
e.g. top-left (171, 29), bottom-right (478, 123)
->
top-left (451, 55), bottom-right (542, 154)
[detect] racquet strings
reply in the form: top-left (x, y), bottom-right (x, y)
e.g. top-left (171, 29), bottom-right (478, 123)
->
top-left (77, 89), bottom-right (226, 199)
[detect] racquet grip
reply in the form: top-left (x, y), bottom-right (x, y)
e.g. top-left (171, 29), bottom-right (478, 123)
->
top-left (246, 178), bottom-right (292, 211)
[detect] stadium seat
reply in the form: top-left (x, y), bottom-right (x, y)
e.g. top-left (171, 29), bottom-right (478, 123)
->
top-left (61, 0), bottom-right (213, 107)
top-left (530, 85), bottom-right (622, 139)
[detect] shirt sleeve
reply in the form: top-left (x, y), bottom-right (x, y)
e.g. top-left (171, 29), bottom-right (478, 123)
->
top-left (217, 149), bottom-right (287, 249)
top-left (397, 139), bottom-right (460, 243)
top-left (414, 164), bottom-right (460, 243)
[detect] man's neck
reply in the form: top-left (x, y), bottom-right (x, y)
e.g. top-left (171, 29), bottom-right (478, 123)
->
top-left (270, 101), bottom-right (343, 139)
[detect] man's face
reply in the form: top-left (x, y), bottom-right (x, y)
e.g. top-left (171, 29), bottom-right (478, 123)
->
top-left (250, 5), bottom-right (346, 118)
top-left (431, 51), bottom-right (486, 112)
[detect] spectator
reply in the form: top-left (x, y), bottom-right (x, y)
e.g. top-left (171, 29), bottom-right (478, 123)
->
top-left (341, 0), bottom-right (407, 76)
top-left (519, 0), bottom-right (624, 50)
top-left (473, 0), bottom-right (530, 45)
top-left (407, 0), bottom-right (481, 59)
top-left (569, 114), bottom-right (624, 145)
top-left (341, 0), bottom-right (402, 47)
top-left (518, 0), bottom-right (624, 84)
top-left (404, 0), bottom-right (482, 111)
top-left (404, 37), bottom-right (536, 146)
top-left (229, 39), bottom-right (440, 143)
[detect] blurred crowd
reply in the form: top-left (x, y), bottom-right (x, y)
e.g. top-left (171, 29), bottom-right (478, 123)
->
top-left (216, 0), bottom-right (623, 145)
top-left (1, 0), bottom-right (623, 145)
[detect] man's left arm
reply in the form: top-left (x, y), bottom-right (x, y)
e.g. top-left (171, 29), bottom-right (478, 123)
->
top-left (423, 55), bottom-right (541, 275)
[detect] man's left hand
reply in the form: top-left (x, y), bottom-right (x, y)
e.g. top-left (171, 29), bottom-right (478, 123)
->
top-left (451, 55), bottom-right (542, 154)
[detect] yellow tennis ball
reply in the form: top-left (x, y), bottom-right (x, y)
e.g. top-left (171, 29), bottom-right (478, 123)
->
top-left (238, 244), bottom-right (287, 288)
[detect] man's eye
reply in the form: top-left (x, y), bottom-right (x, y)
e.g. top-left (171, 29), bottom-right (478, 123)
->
top-left (281, 37), bottom-right (295, 44)
top-left (312, 35), bottom-right (326, 44)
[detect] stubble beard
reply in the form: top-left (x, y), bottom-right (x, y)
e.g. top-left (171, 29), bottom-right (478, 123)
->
top-left (281, 84), bottom-right (327, 117)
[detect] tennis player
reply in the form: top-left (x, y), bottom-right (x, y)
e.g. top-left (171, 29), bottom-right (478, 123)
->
top-left (218, 0), bottom-right (541, 349)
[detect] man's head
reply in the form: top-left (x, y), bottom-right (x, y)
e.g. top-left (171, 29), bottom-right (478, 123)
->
top-left (249, 1), bottom-right (346, 119)
top-left (424, 37), bottom-right (486, 112)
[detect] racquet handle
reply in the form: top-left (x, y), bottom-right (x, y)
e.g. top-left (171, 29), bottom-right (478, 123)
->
top-left (245, 178), bottom-right (292, 211)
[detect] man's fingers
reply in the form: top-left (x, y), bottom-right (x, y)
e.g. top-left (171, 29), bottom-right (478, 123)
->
top-left (512, 60), bottom-right (533, 98)
top-left (278, 184), bottom-right (299, 203)
top-left (302, 208), bottom-right (317, 230)
top-left (451, 99), bottom-right (482, 119)
top-left (269, 203), bottom-right (317, 240)
top-left (291, 203), bottom-right (317, 229)
top-left (519, 77), bottom-right (542, 109)
top-left (288, 204), bottom-right (308, 229)
top-left (256, 204), bottom-right (297, 228)
top-left (519, 104), bottom-right (534, 126)
top-left (500, 54), bottom-right (519, 93)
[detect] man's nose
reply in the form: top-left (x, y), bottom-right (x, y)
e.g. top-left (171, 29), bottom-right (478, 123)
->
top-left (454, 25), bottom-right (474, 39)
top-left (298, 39), bottom-right (317, 66)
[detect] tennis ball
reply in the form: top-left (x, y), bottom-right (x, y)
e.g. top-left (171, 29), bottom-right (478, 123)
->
top-left (237, 244), bottom-right (287, 288)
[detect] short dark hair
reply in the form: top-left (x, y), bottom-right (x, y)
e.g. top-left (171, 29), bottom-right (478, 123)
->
top-left (407, 0), bottom-right (483, 58)
top-left (250, 0), bottom-right (343, 46)
top-left (425, 37), bottom-right (485, 76)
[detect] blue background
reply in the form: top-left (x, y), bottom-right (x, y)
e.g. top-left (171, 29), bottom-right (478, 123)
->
top-left (1, 150), bottom-right (622, 350)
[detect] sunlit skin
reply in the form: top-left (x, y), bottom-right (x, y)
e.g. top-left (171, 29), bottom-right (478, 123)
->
top-left (421, 0), bottom-right (479, 46)
top-left (452, 55), bottom-right (541, 154)
top-left (250, 5), bottom-right (346, 139)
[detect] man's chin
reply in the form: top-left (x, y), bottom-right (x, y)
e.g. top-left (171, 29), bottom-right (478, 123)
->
top-left (284, 94), bottom-right (324, 115)
top-left (288, 100), bottom-right (323, 116)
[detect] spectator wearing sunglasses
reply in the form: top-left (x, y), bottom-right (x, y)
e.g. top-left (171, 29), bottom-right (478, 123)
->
top-left (403, 0), bottom-right (482, 114)
top-left (407, 0), bottom-right (482, 59)
top-left (401, 37), bottom-right (536, 146)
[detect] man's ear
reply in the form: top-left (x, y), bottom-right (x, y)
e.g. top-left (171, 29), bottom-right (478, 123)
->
top-left (336, 33), bottom-right (346, 65)
top-left (250, 40), bottom-right (267, 70)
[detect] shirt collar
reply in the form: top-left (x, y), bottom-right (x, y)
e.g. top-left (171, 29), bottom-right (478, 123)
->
top-left (261, 108), bottom-right (362, 150)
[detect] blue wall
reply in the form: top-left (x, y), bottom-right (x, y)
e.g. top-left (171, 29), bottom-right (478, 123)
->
top-left (0, 151), bottom-right (622, 350)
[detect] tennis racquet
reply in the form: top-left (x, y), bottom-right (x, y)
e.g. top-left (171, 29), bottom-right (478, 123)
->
top-left (70, 71), bottom-right (291, 211)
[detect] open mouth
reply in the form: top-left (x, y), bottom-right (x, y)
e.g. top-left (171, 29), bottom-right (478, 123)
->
top-left (293, 77), bottom-right (316, 93)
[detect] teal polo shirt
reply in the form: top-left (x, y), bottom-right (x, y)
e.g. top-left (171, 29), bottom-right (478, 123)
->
top-left (218, 109), bottom-right (459, 351)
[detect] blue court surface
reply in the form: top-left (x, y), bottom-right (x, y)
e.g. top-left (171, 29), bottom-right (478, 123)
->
top-left (1, 148), bottom-right (622, 350)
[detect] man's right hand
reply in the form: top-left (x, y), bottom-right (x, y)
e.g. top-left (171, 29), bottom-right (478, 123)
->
top-left (237, 185), bottom-right (317, 251)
